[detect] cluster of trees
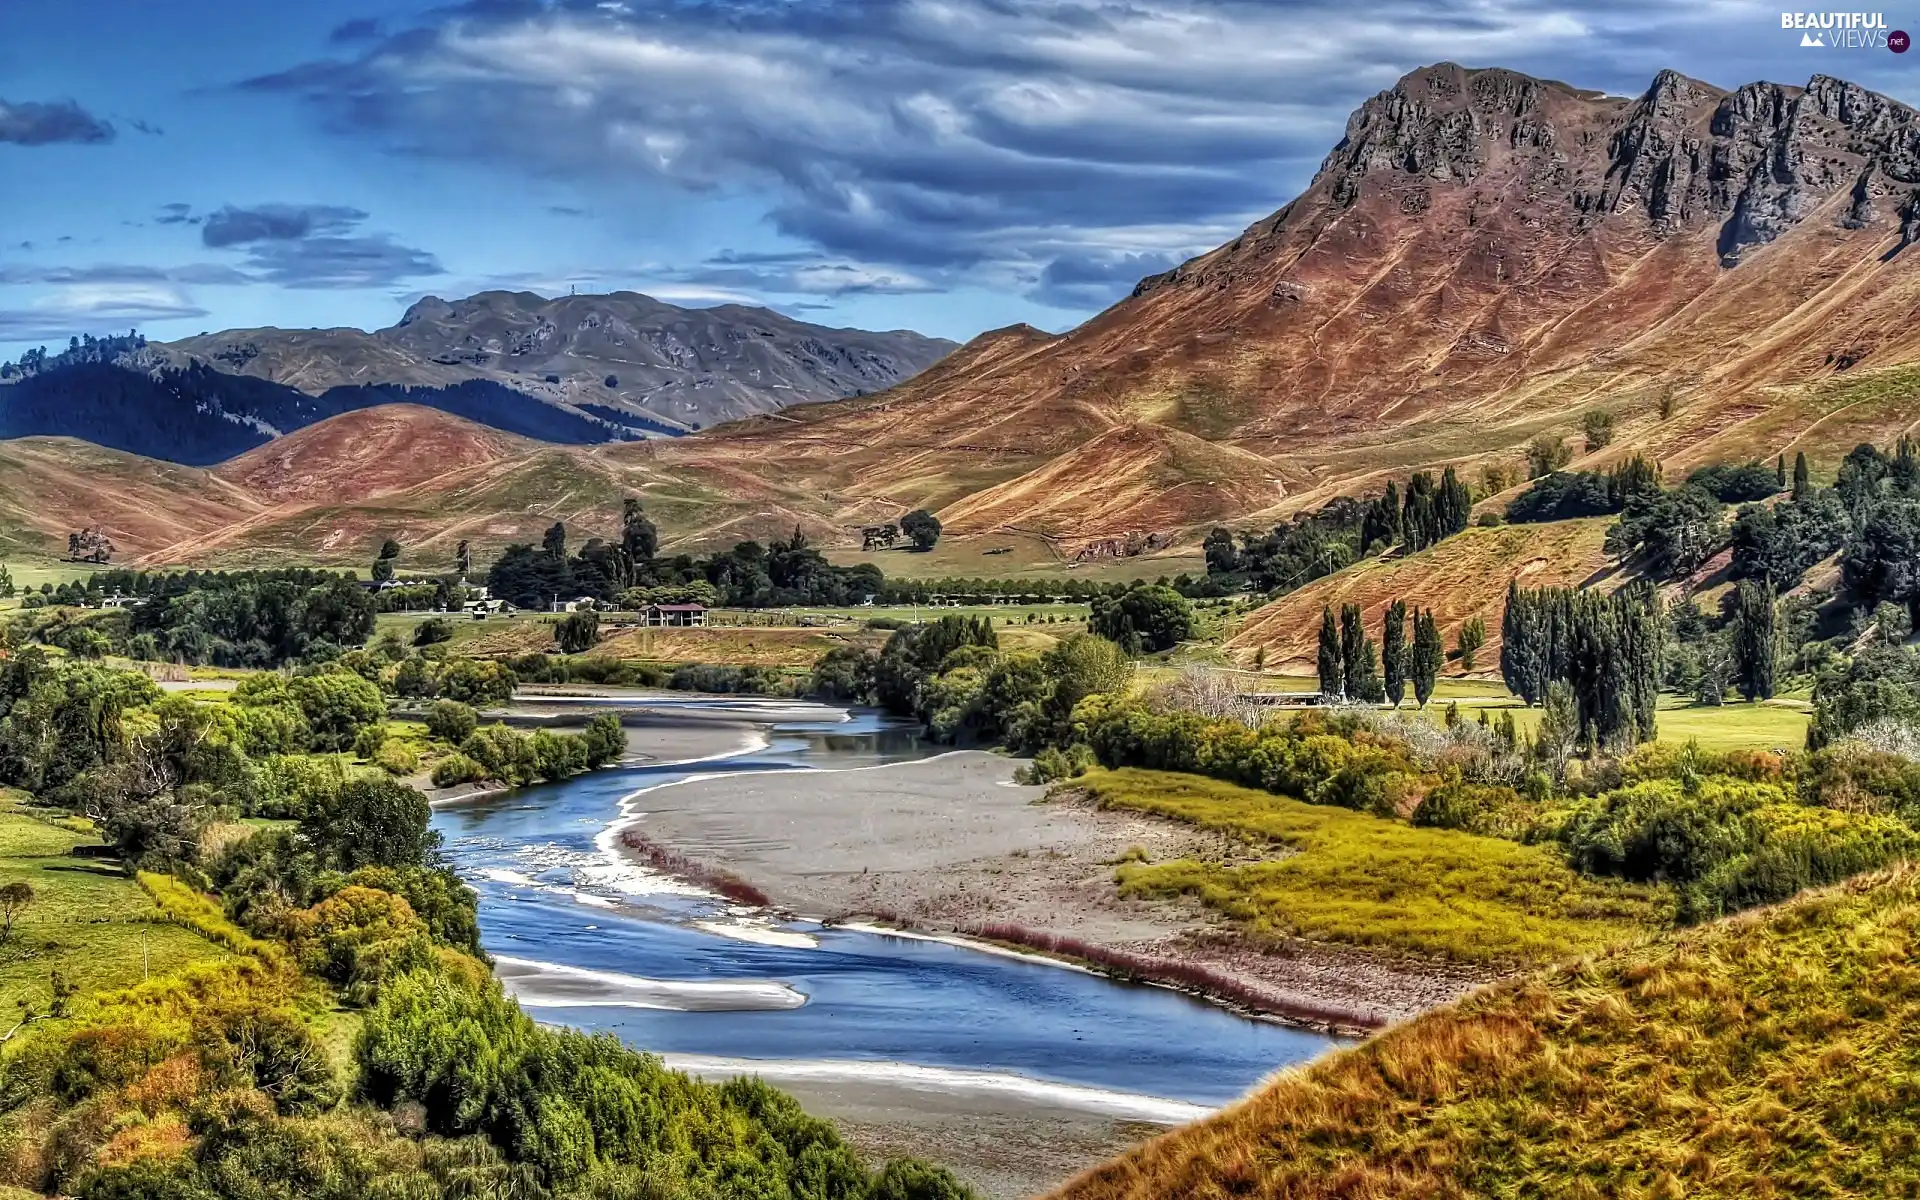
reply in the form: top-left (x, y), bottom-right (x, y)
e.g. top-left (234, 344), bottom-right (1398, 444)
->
top-left (1506, 456), bottom-right (1660, 523)
top-left (1088, 585), bottom-right (1195, 653)
top-left (813, 616), bottom-right (1131, 750)
top-left (1315, 601), bottom-right (1443, 706)
top-left (1500, 583), bottom-right (1664, 750)
top-left (1203, 468), bottom-right (1473, 596)
top-left (486, 501), bottom-right (888, 610)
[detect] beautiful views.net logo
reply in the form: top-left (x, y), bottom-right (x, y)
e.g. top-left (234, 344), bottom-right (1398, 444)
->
top-left (1781, 11), bottom-right (1906, 50)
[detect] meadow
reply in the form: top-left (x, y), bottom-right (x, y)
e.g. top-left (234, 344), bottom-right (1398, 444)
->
top-left (1049, 864), bottom-right (1920, 1200)
top-left (1078, 769), bottom-right (1669, 965)
top-left (0, 800), bottom-right (229, 1018)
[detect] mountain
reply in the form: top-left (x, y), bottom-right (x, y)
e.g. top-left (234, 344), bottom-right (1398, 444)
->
top-left (160, 290), bottom-right (956, 433)
top-left (656, 64), bottom-right (1920, 553)
top-left (7, 65), bottom-right (1920, 574)
top-left (0, 292), bottom-right (955, 465)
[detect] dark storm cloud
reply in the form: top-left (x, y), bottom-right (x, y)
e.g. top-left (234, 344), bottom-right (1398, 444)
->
top-left (0, 98), bottom-right (115, 145)
top-left (201, 203), bottom-right (368, 247)
top-left (240, 0), bottom-right (1900, 312)
top-left (194, 204), bottom-right (443, 288)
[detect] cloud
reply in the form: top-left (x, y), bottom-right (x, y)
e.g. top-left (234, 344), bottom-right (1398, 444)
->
top-left (196, 203), bottom-right (443, 288)
top-left (677, 252), bottom-right (940, 296)
top-left (0, 98), bottom-right (115, 145)
top-left (243, 0), bottom-right (1873, 315)
top-left (201, 203), bottom-right (368, 247)
top-left (0, 283), bottom-right (207, 342)
top-left (329, 17), bottom-right (382, 44)
top-left (156, 203), bottom-right (198, 226)
top-left (0, 262), bottom-right (251, 286)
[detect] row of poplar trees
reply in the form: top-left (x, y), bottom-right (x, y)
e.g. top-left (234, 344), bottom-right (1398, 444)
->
top-left (1359, 467), bottom-right (1475, 553)
top-left (1500, 581), bottom-right (1665, 748)
top-left (1317, 600), bottom-right (1443, 705)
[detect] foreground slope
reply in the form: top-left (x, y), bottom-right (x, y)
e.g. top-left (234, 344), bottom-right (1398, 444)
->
top-left (1051, 865), bottom-right (1920, 1200)
top-left (663, 64), bottom-right (1920, 551)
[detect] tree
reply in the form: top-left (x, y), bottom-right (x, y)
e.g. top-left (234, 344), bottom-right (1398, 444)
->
top-left (1526, 435), bottom-right (1573, 479)
top-left (542, 521), bottom-right (567, 560)
top-left (556, 609), bottom-right (599, 654)
top-left (1582, 410), bottom-right (1615, 452)
top-left (456, 540), bottom-right (473, 581)
top-left (1730, 581), bottom-right (1779, 702)
top-left (302, 777), bottom-right (435, 872)
top-left (288, 671), bottom-right (387, 752)
top-left (1776, 455), bottom-right (1787, 489)
top-left (1793, 452), bottom-right (1812, 501)
top-left (1456, 617), bottom-right (1486, 672)
top-left (1089, 586), bottom-right (1194, 654)
top-left (1042, 633), bottom-right (1129, 722)
top-left (1317, 607), bottom-right (1343, 700)
top-left (900, 509), bottom-right (942, 551)
top-left (1382, 600), bottom-right (1408, 708)
top-left (1353, 638), bottom-right (1384, 703)
top-left (0, 565), bottom-right (12, 599)
top-left (1537, 681), bottom-right (1578, 783)
top-left (620, 497), bottom-right (658, 564)
top-left (1606, 485), bottom-right (1726, 578)
top-left (0, 882), bottom-right (32, 940)
top-left (371, 538), bottom-right (401, 584)
top-left (1411, 608), bottom-right (1443, 706)
top-left (412, 617), bottom-right (454, 647)
top-left (1339, 604), bottom-right (1365, 699)
top-left (425, 700), bottom-right (478, 744)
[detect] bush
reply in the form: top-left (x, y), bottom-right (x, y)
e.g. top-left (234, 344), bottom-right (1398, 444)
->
top-left (374, 740), bottom-right (420, 776)
top-left (424, 700), bottom-right (479, 744)
top-left (430, 753), bottom-right (486, 787)
top-left (1015, 743), bottom-right (1096, 784)
top-left (412, 617), bottom-right (455, 647)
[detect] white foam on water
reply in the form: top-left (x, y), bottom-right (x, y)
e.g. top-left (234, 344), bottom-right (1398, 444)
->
top-left (660, 1055), bottom-right (1213, 1124)
top-left (495, 955), bottom-right (806, 1012)
top-left (692, 920), bottom-right (820, 949)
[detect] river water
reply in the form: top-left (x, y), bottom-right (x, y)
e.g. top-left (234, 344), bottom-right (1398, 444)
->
top-left (430, 697), bottom-right (1337, 1121)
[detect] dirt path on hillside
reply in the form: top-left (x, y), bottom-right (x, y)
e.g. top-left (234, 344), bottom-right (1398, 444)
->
top-left (618, 751), bottom-right (1489, 1030)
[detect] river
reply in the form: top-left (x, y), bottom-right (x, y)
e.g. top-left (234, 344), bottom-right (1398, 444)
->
top-left (430, 696), bottom-right (1339, 1193)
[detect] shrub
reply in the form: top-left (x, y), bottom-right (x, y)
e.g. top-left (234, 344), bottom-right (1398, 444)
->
top-left (412, 617), bottom-right (455, 647)
top-left (424, 700), bottom-right (479, 744)
top-left (374, 740), bottom-right (420, 777)
top-left (430, 753), bottom-right (486, 788)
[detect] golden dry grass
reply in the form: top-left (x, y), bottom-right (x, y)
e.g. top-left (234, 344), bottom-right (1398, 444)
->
top-left (1049, 864), bottom-right (1920, 1200)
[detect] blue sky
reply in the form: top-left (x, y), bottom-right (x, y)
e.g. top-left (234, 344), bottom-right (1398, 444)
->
top-left (3, 0), bottom-right (1918, 358)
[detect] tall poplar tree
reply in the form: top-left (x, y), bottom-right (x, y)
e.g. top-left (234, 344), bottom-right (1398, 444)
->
top-left (1339, 603), bottom-right (1366, 698)
top-left (1793, 451), bottom-right (1812, 500)
top-left (1317, 606), bottom-right (1343, 700)
top-left (1411, 608), bottom-right (1443, 707)
top-left (1731, 580), bottom-right (1779, 701)
top-left (1382, 600), bottom-right (1408, 707)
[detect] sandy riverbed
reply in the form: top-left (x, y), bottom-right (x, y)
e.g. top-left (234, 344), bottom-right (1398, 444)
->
top-left (622, 751), bottom-right (1487, 1030)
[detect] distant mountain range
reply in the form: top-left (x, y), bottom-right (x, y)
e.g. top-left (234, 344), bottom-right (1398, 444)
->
top-left (5, 63), bottom-right (1920, 613)
top-left (0, 291), bottom-right (955, 464)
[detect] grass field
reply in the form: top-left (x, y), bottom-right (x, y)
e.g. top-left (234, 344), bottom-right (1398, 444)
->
top-left (824, 536), bottom-right (1205, 583)
top-left (1050, 863), bottom-right (1920, 1200)
top-left (0, 803), bottom-right (228, 1018)
top-left (1496, 695), bottom-right (1812, 752)
top-left (1079, 769), bottom-right (1668, 965)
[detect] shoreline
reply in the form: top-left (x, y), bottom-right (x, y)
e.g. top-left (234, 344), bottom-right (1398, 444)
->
top-left (612, 751), bottom-right (1475, 1033)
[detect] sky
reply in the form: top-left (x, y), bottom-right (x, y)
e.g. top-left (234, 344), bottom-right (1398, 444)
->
top-left (3, 0), bottom-right (1918, 358)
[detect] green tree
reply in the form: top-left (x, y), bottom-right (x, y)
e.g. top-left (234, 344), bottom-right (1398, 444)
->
top-left (1339, 603), bottom-right (1365, 699)
top-left (1456, 616), bottom-right (1487, 672)
top-left (455, 538), bottom-right (473, 580)
top-left (412, 616), bottom-right (454, 647)
top-left (555, 609), bottom-right (599, 654)
top-left (0, 564), bottom-right (12, 599)
top-left (621, 496), bottom-right (659, 564)
top-left (1538, 680), bottom-right (1578, 782)
top-left (1316, 606), bottom-right (1343, 700)
top-left (1044, 633), bottom-right (1129, 723)
top-left (1411, 607), bottom-right (1443, 707)
top-left (1793, 451), bottom-right (1812, 500)
top-left (425, 700), bottom-right (478, 744)
top-left (288, 671), bottom-right (386, 752)
top-left (1731, 581), bottom-right (1779, 702)
top-left (1582, 409), bottom-right (1615, 452)
top-left (1353, 638), bottom-right (1384, 703)
top-left (301, 777), bottom-right (435, 871)
top-left (1089, 585), bottom-right (1194, 654)
top-left (370, 538), bottom-right (402, 584)
top-left (900, 509), bottom-right (942, 551)
top-left (1526, 435), bottom-right (1573, 479)
top-left (542, 521), bottom-right (567, 560)
top-left (0, 881), bottom-right (32, 940)
top-left (1382, 600), bottom-right (1408, 708)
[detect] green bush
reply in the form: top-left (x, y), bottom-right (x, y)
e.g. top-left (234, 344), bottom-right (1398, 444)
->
top-left (430, 753), bottom-right (485, 788)
top-left (424, 700), bottom-right (478, 745)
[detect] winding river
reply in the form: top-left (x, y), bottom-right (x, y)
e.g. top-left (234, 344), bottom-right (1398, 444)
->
top-left (431, 696), bottom-right (1337, 1128)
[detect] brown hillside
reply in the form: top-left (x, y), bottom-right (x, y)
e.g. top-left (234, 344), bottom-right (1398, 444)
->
top-left (213, 405), bottom-right (533, 505)
top-left (0, 438), bottom-right (263, 561)
top-left (1226, 520), bottom-right (1616, 673)
top-left (658, 64), bottom-right (1920, 552)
